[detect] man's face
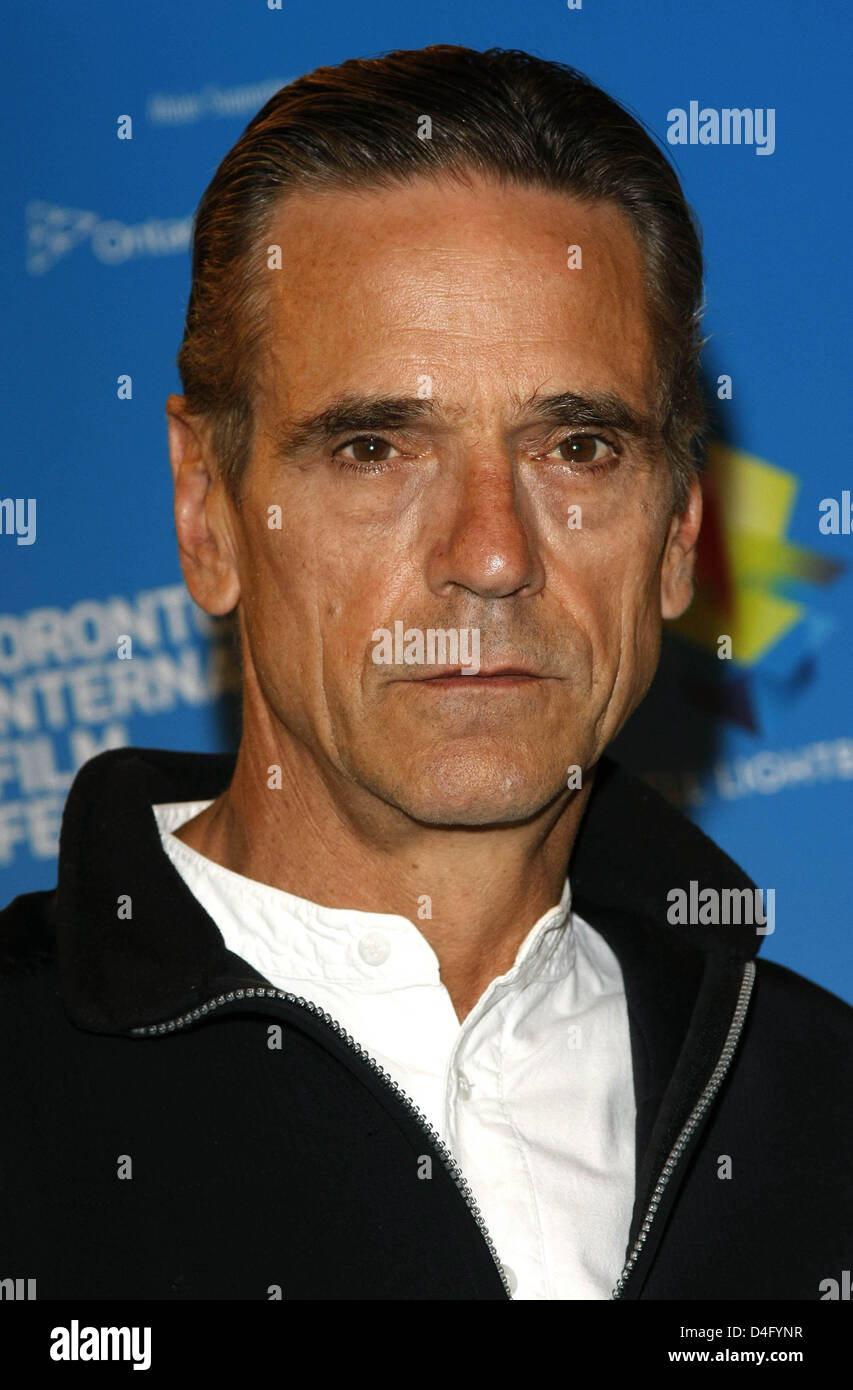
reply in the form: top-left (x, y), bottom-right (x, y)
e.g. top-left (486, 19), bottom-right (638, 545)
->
top-left (208, 173), bottom-right (698, 826)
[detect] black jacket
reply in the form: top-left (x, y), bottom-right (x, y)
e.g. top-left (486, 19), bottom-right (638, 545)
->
top-left (1, 745), bottom-right (850, 1300)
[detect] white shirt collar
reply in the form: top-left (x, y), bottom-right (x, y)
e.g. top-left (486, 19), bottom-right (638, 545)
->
top-left (152, 800), bottom-right (575, 997)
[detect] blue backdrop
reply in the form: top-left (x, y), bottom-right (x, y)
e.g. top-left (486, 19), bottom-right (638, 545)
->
top-left (2, 0), bottom-right (851, 1001)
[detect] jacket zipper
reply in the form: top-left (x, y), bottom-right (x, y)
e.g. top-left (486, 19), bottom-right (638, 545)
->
top-left (131, 984), bottom-right (514, 1300)
top-left (611, 958), bottom-right (757, 1299)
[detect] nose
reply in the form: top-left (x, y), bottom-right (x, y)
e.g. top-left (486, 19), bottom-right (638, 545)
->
top-left (424, 449), bottom-right (545, 601)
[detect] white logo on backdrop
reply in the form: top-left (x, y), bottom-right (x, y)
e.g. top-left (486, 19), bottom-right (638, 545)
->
top-left (26, 202), bottom-right (193, 274)
top-left (147, 76), bottom-right (288, 125)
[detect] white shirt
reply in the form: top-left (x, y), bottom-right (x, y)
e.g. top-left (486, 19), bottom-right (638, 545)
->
top-left (152, 799), bottom-right (636, 1300)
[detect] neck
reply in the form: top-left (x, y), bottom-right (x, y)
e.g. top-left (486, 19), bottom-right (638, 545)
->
top-left (175, 728), bottom-right (596, 1023)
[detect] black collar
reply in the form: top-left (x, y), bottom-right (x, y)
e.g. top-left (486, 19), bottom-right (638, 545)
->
top-left (55, 743), bottom-right (761, 1029)
top-left (53, 743), bottom-right (762, 1241)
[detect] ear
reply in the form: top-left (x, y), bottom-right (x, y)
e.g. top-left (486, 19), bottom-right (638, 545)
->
top-left (165, 394), bottom-right (241, 615)
top-left (660, 474), bottom-right (703, 621)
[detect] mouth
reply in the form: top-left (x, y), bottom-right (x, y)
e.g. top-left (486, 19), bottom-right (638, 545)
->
top-left (405, 666), bottom-right (545, 688)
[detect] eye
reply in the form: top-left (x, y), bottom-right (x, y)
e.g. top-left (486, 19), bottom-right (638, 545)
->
top-left (334, 434), bottom-right (400, 473)
top-left (544, 432), bottom-right (620, 472)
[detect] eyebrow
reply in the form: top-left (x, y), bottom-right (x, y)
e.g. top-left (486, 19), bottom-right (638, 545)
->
top-left (273, 389), bottom-right (660, 457)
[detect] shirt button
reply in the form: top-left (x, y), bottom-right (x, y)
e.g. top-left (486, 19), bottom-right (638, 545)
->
top-left (357, 931), bottom-right (391, 966)
top-left (502, 1263), bottom-right (518, 1294)
top-left (456, 1070), bottom-right (472, 1098)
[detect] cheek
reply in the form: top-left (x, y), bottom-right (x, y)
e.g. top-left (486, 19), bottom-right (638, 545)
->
top-left (235, 529), bottom-right (320, 683)
top-left (571, 540), bottom-right (663, 672)
top-left (621, 560), bottom-right (666, 656)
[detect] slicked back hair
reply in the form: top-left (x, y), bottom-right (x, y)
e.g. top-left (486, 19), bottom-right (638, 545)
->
top-left (176, 44), bottom-right (708, 514)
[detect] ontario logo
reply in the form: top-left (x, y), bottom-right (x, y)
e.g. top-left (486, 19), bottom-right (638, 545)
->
top-left (26, 201), bottom-right (192, 275)
top-left (670, 442), bottom-right (845, 733)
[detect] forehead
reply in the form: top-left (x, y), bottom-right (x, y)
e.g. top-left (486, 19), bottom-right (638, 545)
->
top-left (257, 172), bottom-right (656, 414)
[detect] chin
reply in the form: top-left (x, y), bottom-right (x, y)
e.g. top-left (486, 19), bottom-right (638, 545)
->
top-left (377, 752), bottom-right (565, 828)
top-left (400, 798), bottom-right (552, 829)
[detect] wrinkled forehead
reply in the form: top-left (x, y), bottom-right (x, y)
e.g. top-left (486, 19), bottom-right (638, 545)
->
top-left (254, 173), bottom-right (658, 421)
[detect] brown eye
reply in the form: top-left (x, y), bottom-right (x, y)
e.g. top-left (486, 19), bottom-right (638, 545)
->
top-left (541, 432), bottom-right (620, 476)
top-left (559, 434), bottom-right (604, 464)
top-left (343, 435), bottom-right (395, 464)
